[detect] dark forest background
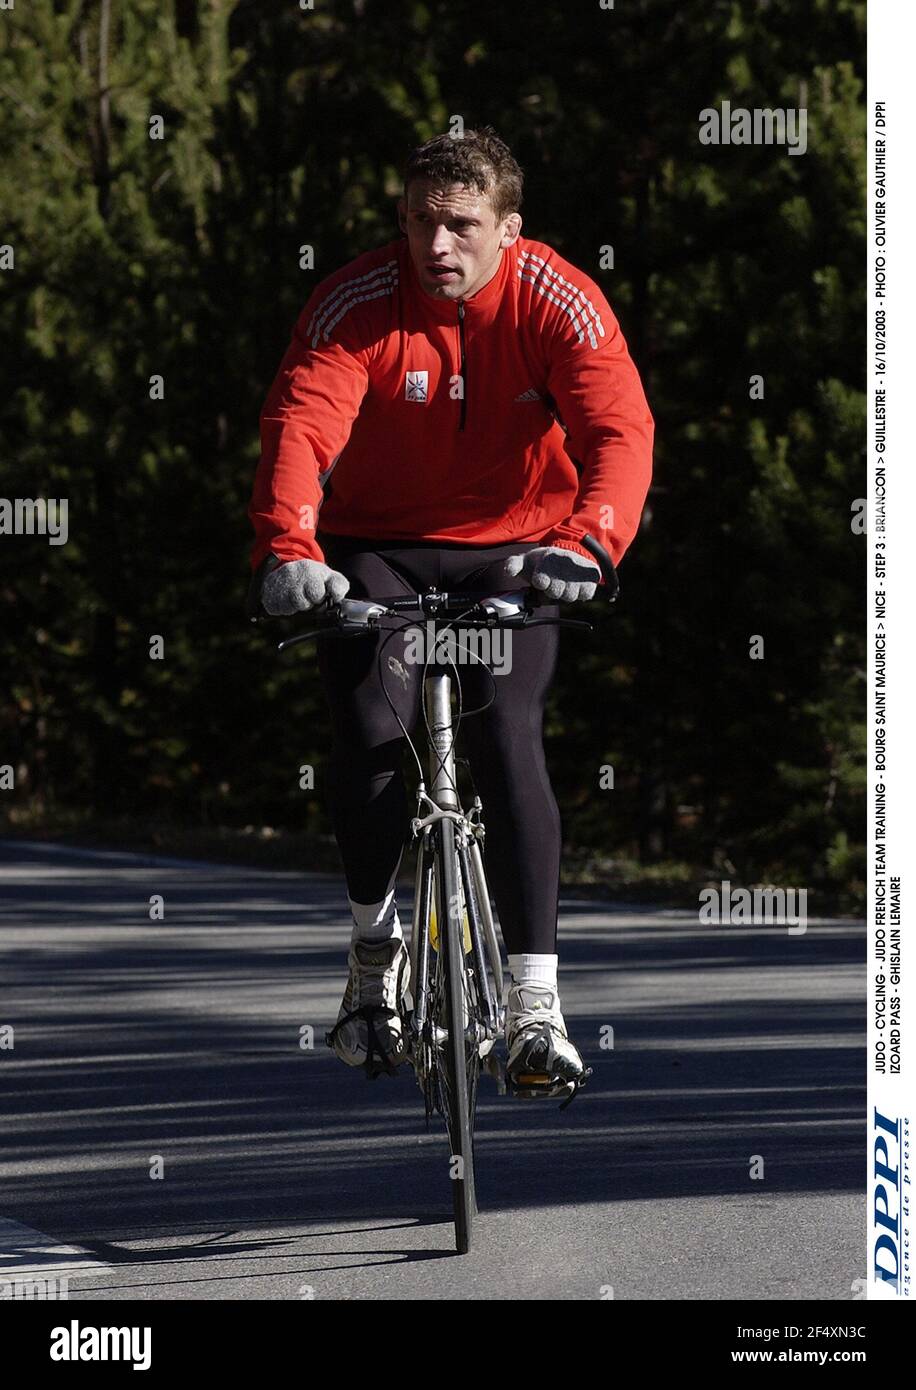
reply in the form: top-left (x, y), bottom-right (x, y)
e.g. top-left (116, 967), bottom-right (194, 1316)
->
top-left (0, 0), bottom-right (866, 909)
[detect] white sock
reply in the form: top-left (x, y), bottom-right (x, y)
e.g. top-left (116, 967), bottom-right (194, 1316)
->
top-left (349, 888), bottom-right (403, 944)
top-left (508, 952), bottom-right (558, 989)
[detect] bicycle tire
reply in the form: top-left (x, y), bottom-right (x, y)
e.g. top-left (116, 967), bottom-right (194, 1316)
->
top-left (436, 816), bottom-right (477, 1252)
top-left (469, 837), bottom-right (504, 1006)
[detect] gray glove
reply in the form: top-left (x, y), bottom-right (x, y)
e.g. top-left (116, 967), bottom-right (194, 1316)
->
top-left (499, 546), bottom-right (601, 602)
top-left (260, 557), bottom-right (350, 615)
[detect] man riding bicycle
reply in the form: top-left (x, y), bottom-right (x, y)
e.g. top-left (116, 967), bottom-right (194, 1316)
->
top-left (247, 127), bottom-right (653, 1095)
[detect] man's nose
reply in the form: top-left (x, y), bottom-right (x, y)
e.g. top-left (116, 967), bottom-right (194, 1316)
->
top-left (429, 224), bottom-right (453, 256)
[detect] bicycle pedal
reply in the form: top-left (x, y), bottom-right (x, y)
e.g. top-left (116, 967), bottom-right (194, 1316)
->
top-left (507, 1071), bottom-right (558, 1099)
top-left (507, 1066), bottom-right (593, 1107)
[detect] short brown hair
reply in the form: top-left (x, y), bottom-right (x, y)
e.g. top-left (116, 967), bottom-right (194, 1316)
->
top-left (404, 126), bottom-right (524, 223)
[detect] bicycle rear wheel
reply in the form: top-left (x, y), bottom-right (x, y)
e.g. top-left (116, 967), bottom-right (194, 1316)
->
top-left (436, 816), bottom-right (477, 1252)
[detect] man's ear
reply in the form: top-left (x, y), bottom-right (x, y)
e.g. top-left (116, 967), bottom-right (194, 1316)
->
top-left (500, 212), bottom-right (523, 248)
top-left (397, 198), bottom-right (408, 234)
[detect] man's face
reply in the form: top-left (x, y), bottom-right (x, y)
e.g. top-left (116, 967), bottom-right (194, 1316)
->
top-left (398, 180), bottom-right (522, 301)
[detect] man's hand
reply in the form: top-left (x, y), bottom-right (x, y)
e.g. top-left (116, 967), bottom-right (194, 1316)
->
top-left (499, 546), bottom-right (601, 602)
top-left (260, 557), bottom-right (350, 615)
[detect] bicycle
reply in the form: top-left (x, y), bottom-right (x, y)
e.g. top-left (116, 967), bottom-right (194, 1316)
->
top-left (270, 532), bottom-right (618, 1253)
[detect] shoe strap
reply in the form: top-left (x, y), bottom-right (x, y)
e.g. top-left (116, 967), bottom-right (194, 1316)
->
top-left (326, 1003), bottom-right (400, 1076)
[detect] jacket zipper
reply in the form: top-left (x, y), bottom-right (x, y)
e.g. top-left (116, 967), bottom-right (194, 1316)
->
top-left (457, 301), bottom-right (468, 431)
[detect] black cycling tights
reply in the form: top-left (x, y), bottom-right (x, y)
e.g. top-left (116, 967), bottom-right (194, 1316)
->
top-left (315, 533), bottom-right (563, 956)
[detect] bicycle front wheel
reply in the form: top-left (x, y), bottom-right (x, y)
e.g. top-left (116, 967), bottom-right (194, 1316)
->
top-left (436, 816), bottom-right (477, 1253)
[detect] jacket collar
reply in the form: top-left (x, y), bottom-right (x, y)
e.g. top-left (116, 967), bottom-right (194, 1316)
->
top-left (401, 238), bottom-right (516, 326)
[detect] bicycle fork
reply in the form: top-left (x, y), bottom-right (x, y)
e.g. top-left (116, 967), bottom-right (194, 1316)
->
top-left (426, 675), bottom-right (499, 1035)
top-left (408, 675), bottom-right (503, 1048)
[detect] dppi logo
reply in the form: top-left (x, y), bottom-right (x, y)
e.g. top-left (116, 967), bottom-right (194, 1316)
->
top-left (873, 1107), bottom-right (903, 1292)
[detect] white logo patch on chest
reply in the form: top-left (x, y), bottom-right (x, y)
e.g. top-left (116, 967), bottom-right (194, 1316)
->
top-left (405, 370), bottom-right (429, 403)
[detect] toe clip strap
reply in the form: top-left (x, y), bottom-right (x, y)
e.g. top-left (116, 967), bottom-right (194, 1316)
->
top-left (326, 1004), bottom-right (401, 1077)
top-left (558, 1067), bottom-right (593, 1110)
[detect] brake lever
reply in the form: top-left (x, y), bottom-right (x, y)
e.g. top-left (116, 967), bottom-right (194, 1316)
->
top-left (277, 628), bottom-right (323, 652)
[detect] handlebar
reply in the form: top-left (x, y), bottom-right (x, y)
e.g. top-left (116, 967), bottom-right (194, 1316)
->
top-left (270, 533), bottom-right (618, 654)
top-left (276, 588), bottom-right (571, 653)
top-left (578, 532), bottom-right (619, 600)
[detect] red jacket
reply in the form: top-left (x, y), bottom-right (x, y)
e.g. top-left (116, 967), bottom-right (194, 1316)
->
top-left (249, 235), bottom-right (653, 573)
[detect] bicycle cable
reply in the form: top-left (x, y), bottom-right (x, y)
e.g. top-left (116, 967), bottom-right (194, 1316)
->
top-left (370, 603), bottom-right (501, 804)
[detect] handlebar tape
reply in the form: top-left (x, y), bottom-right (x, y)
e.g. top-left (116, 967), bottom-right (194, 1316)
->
top-left (578, 533), bottom-right (619, 601)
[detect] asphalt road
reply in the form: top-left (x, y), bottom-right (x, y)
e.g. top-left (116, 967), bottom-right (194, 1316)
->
top-left (0, 840), bottom-right (865, 1300)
